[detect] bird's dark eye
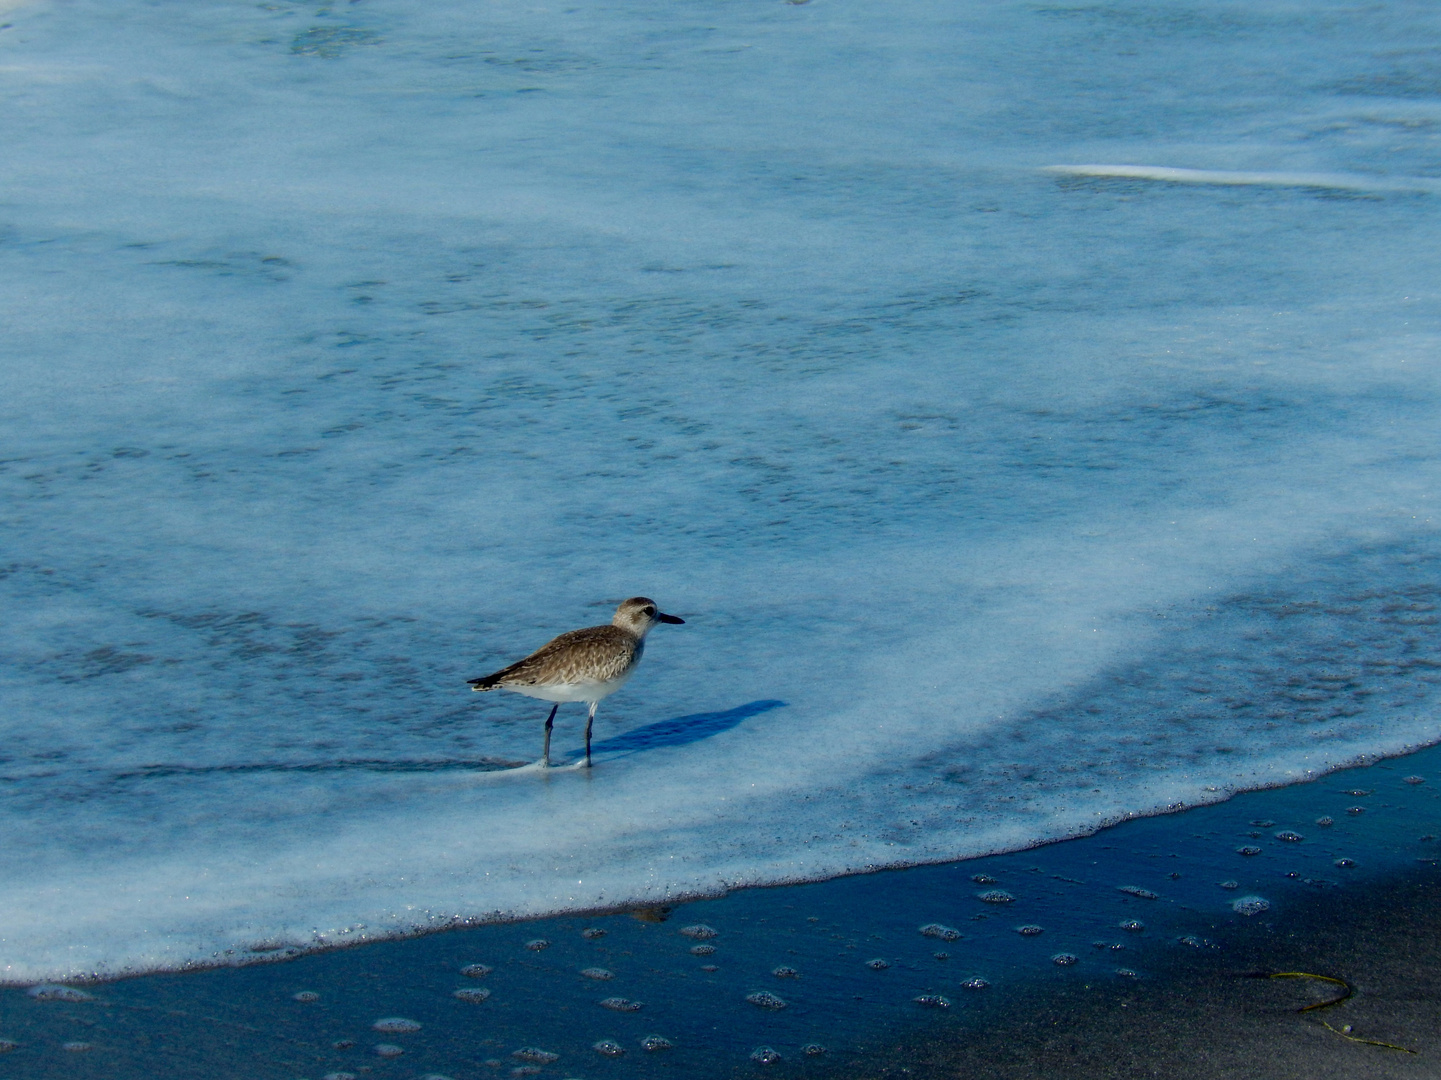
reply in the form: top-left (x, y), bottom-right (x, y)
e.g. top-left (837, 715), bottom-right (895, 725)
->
top-left (643, 606), bottom-right (656, 616)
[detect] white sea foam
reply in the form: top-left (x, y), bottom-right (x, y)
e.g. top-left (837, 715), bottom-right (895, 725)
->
top-left (1044, 164), bottom-right (1441, 194)
top-left (1, 0), bottom-right (1440, 982)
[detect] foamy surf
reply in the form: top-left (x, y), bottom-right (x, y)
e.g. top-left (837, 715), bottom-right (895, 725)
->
top-left (2, 0), bottom-right (1440, 985)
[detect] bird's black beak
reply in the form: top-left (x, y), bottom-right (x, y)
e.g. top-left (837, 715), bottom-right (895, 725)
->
top-left (657, 612), bottom-right (685, 624)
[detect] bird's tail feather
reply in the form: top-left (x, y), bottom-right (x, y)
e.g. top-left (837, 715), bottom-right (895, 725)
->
top-left (469, 655), bottom-right (532, 691)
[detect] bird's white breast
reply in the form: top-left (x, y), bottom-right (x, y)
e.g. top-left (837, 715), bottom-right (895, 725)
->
top-left (509, 672), bottom-right (633, 703)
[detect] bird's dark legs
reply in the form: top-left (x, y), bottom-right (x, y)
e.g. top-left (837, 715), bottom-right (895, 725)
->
top-left (541, 703), bottom-right (558, 767)
top-left (585, 702), bottom-right (597, 768)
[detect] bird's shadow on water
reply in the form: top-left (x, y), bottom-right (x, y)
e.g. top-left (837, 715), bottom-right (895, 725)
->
top-left (578, 699), bottom-right (787, 759)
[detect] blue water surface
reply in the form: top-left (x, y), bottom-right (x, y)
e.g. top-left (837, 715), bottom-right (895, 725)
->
top-left (0, 0), bottom-right (1439, 981)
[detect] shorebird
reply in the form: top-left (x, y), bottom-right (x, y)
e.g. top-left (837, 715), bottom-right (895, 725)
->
top-left (467, 597), bottom-right (684, 768)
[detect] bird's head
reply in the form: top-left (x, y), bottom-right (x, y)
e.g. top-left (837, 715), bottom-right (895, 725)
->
top-left (613, 596), bottom-right (684, 637)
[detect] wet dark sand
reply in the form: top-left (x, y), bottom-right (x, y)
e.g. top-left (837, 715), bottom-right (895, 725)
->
top-left (2, 746), bottom-right (1438, 1079)
top-left (849, 867), bottom-right (1441, 1080)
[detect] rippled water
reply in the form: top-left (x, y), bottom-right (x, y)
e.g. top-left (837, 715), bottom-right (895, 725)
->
top-left (1, 0), bottom-right (1439, 981)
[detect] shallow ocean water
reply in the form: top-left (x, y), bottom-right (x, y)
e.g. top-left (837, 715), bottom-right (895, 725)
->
top-left (0, 744), bottom-right (1436, 1077)
top-left (2, 0), bottom-right (1441, 984)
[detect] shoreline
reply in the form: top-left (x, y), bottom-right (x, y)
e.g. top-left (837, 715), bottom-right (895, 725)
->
top-left (1, 743), bottom-right (1436, 1077)
top-left (6, 736), bottom-right (1439, 990)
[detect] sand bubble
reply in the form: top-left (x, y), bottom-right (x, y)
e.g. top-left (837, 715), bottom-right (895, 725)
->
top-left (599, 997), bottom-right (643, 1011)
top-left (373, 1018), bottom-right (420, 1033)
top-left (1117, 886), bottom-right (1157, 899)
